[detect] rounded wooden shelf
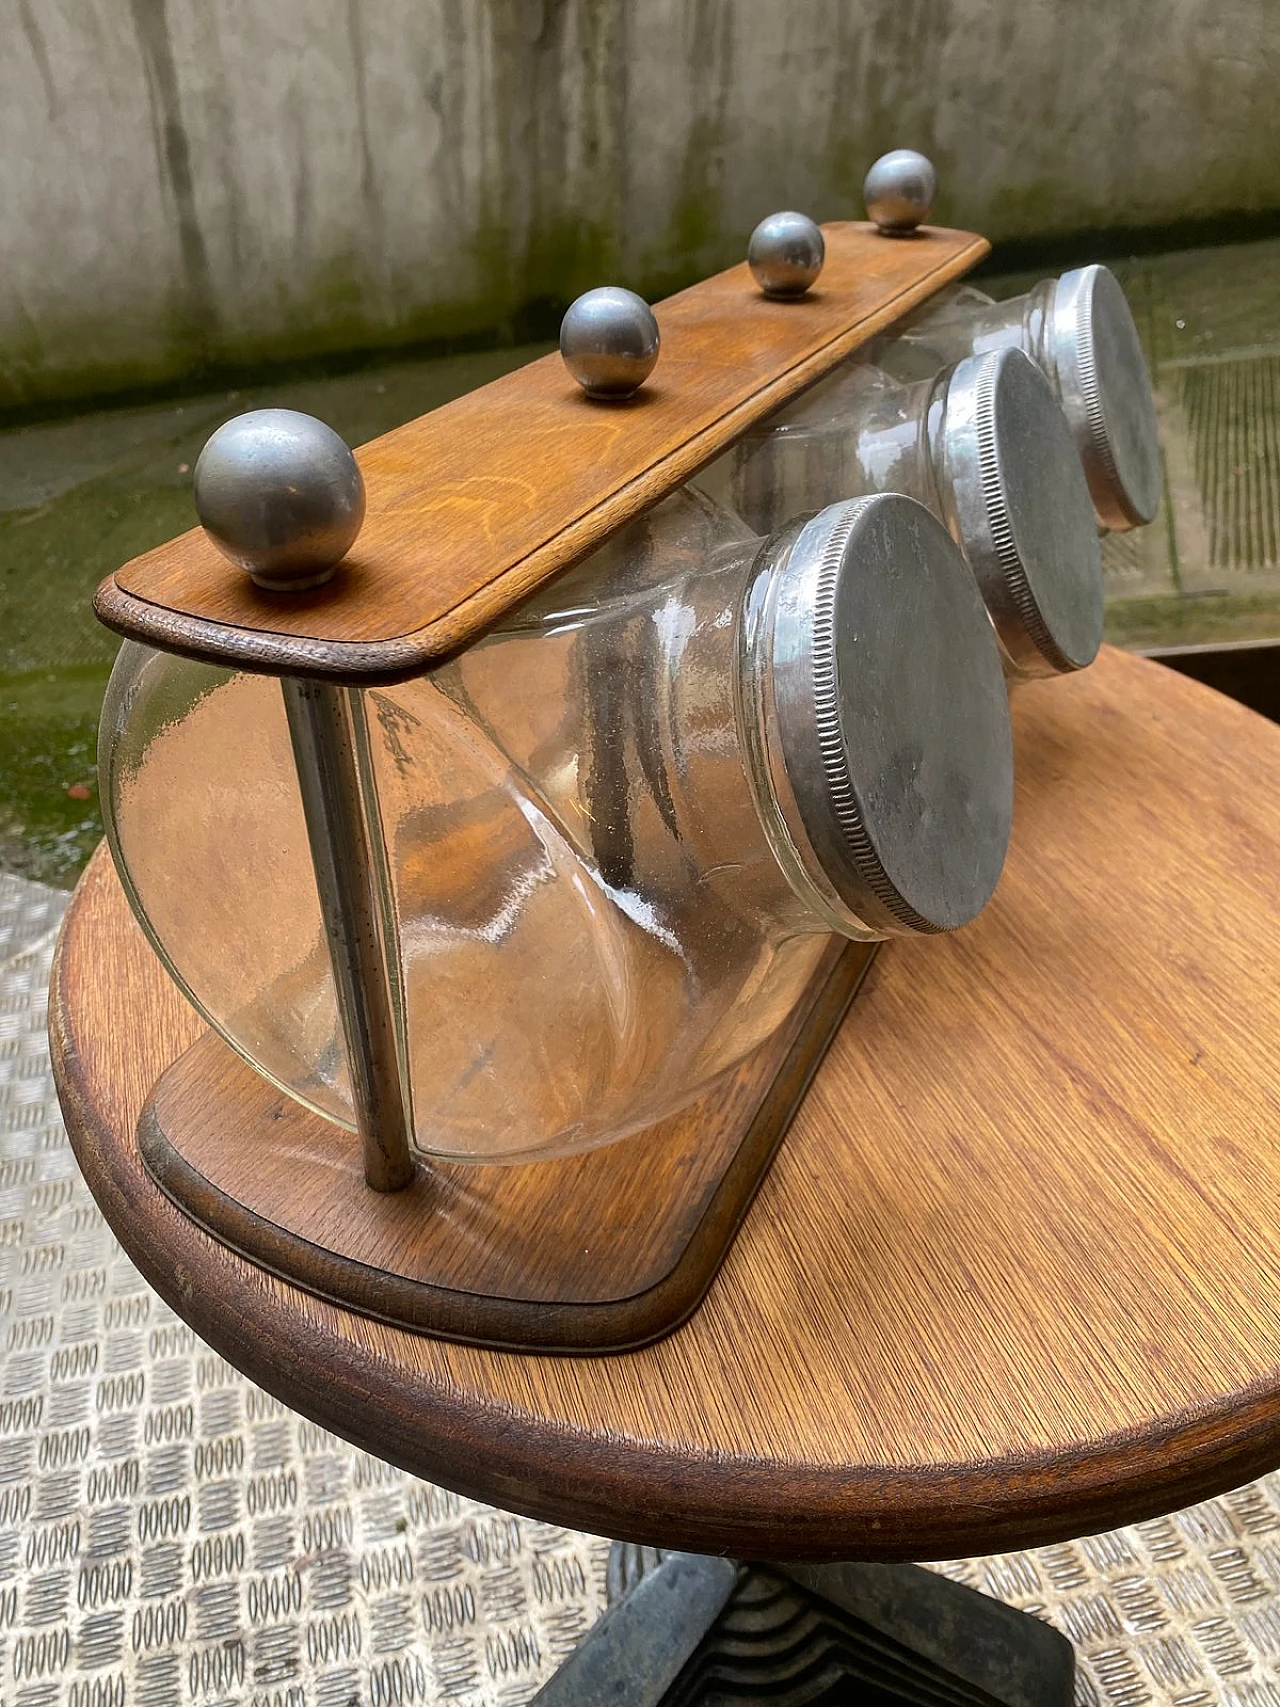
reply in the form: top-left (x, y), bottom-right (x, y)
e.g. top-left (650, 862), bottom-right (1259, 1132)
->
top-left (52, 646), bottom-right (1280, 1562)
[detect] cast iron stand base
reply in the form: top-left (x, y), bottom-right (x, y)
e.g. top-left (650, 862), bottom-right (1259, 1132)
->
top-left (532, 1544), bottom-right (1075, 1706)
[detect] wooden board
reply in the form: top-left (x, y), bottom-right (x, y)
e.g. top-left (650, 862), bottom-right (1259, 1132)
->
top-left (135, 940), bottom-right (874, 1351)
top-left (51, 647), bottom-right (1280, 1562)
top-left (94, 224), bottom-right (987, 683)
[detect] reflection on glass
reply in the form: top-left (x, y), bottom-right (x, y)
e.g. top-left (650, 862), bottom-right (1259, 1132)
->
top-left (101, 490), bottom-right (837, 1163)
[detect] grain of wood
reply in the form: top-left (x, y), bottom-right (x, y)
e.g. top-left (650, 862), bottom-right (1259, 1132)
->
top-left (135, 940), bottom-right (874, 1350)
top-left (95, 225), bottom-right (988, 682)
top-left (51, 647), bottom-right (1280, 1559)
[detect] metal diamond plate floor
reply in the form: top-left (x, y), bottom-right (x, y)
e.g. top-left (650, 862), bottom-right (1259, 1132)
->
top-left (4, 872), bottom-right (1280, 1707)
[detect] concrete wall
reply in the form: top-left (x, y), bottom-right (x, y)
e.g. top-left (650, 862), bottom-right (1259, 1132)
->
top-left (3, 0), bottom-right (1278, 410)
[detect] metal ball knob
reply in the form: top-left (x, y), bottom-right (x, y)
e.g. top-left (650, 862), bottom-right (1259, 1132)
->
top-left (559, 287), bottom-right (660, 400)
top-left (747, 211), bottom-right (825, 298)
top-left (864, 149), bottom-right (938, 236)
top-left (193, 408), bottom-right (366, 591)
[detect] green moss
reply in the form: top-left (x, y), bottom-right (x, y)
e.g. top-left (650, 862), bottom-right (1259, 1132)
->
top-left (520, 216), bottom-right (620, 317)
top-left (0, 282), bottom-right (203, 416)
top-left (639, 189), bottom-right (731, 305)
top-left (0, 667), bottom-right (110, 886)
top-left (974, 175), bottom-right (1085, 245)
top-left (0, 479), bottom-right (198, 677)
top-left (0, 241), bottom-right (553, 419)
top-left (1105, 590), bottom-right (1280, 651)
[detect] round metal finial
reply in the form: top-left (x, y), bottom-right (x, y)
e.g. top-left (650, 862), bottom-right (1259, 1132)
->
top-left (747, 211), bottom-right (825, 298)
top-left (194, 409), bottom-right (365, 592)
top-left (864, 149), bottom-right (937, 235)
top-left (559, 287), bottom-right (660, 400)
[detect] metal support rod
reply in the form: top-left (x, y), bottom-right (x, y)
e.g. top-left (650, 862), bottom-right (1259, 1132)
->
top-left (282, 678), bottom-right (415, 1192)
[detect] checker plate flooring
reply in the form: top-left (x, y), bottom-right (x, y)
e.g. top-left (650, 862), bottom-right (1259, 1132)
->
top-left (4, 872), bottom-right (1280, 1707)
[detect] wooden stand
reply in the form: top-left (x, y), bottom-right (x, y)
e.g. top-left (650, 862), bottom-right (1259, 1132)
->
top-left (136, 939), bottom-right (875, 1351)
top-left (87, 219), bottom-right (991, 1351)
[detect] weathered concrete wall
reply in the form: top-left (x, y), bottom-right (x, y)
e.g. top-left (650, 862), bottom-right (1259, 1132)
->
top-left (3, 0), bottom-right (1278, 409)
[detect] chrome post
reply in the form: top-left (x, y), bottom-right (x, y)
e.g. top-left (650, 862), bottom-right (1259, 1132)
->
top-left (282, 678), bottom-right (415, 1193)
top-left (190, 408), bottom-right (414, 1192)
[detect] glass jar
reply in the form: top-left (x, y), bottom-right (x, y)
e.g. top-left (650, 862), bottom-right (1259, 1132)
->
top-left (701, 346), bottom-right (1104, 683)
top-left (871, 264), bottom-right (1161, 533)
top-left (101, 488), bottom-right (1014, 1164)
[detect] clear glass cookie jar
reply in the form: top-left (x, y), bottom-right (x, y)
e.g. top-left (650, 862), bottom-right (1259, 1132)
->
top-left (871, 264), bottom-right (1162, 534)
top-left (100, 472), bottom-right (1015, 1166)
top-left (701, 346), bottom-right (1105, 683)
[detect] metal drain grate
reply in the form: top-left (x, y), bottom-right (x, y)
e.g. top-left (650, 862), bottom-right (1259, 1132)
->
top-left (1171, 354), bottom-right (1280, 572)
top-left (0, 873), bottom-right (66, 964)
top-left (1100, 523), bottom-right (1156, 594)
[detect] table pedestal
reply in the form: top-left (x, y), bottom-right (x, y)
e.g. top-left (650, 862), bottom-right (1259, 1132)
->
top-left (536, 1547), bottom-right (1073, 1706)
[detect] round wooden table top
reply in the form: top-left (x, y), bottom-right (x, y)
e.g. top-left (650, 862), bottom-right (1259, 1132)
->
top-left (52, 645), bottom-right (1280, 1562)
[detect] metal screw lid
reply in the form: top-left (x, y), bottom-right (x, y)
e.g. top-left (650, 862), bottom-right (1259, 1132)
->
top-left (933, 347), bottom-right (1104, 678)
top-left (745, 493), bottom-right (1014, 937)
top-left (1047, 264), bottom-right (1162, 531)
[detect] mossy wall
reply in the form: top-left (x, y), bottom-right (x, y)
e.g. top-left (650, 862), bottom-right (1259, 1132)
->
top-left (4, 0), bottom-right (1278, 410)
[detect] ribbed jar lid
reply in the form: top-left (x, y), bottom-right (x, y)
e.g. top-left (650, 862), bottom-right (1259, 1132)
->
top-left (747, 493), bottom-right (1014, 937)
top-left (1048, 264), bottom-right (1162, 532)
top-left (935, 347), bottom-right (1104, 678)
